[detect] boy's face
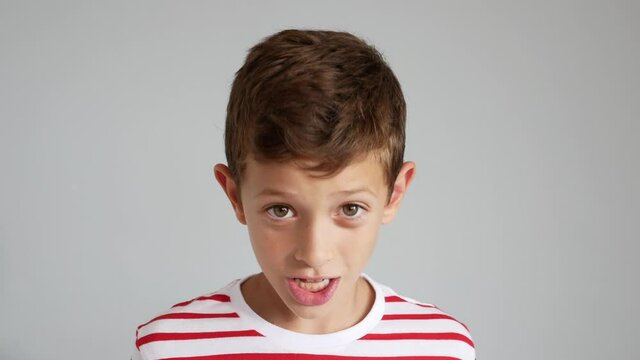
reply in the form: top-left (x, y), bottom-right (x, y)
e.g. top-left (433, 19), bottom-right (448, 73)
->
top-left (214, 154), bottom-right (415, 331)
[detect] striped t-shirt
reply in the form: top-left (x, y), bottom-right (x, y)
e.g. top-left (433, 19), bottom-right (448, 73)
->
top-left (132, 274), bottom-right (475, 359)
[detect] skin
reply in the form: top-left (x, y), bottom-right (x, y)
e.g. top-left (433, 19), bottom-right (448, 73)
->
top-left (214, 154), bottom-right (415, 334)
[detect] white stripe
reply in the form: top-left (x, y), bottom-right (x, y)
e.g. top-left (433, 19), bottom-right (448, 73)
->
top-left (384, 302), bottom-right (447, 315)
top-left (137, 317), bottom-right (248, 338)
top-left (341, 339), bottom-right (474, 358)
top-left (140, 337), bottom-right (474, 359)
top-left (376, 319), bottom-right (471, 335)
top-left (140, 337), bottom-right (277, 358)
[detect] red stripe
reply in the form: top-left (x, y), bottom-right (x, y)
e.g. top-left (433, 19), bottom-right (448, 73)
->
top-left (162, 354), bottom-right (460, 360)
top-left (382, 314), bottom-right (456, 321)
top-left (137, 330), bottom-right (262, 348)
top-left (382, 313), bottom-right (470, 332)
top-left (172, 294), bottom-right (231, 308)
top-left (384, 295), bottom-right (406, 302)
top-left (360, 332), bottom-right (474, 347)
top-left (384, 296), bottom-right (435, 308)
top-left (138, 312), bottom-right (239, 330)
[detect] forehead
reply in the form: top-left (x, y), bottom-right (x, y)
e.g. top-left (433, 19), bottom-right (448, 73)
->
top-left (241, 154), bottom-right (387, 198)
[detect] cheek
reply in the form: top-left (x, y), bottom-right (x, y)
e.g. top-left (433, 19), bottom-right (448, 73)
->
top-left (338, 224), bottom-right (379, 259)
top-left (247, 224), bottom-right (292, 265)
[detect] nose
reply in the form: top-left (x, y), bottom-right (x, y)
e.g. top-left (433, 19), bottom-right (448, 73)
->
top-left (293, 217), bottom-right (333, 268)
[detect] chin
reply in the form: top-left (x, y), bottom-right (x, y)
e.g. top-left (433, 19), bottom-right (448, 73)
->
top-left (286, 300), bottom-right (334, 319)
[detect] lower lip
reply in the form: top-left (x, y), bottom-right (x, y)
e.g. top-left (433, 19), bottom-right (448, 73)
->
top-left (287, 277), bottom-right (340, 306)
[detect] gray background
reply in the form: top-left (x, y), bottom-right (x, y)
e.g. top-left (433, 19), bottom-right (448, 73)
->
top-left (1, 1), bottom-right (638, 359)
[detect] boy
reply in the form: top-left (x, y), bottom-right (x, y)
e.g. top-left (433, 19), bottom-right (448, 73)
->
top-left (132, 29), bottom-right (475, 359)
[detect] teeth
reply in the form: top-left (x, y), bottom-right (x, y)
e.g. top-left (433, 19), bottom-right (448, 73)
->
top-left (295, 278), bottom-right (330, 292)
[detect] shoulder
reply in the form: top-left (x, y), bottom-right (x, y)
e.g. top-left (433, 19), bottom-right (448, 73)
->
top-left (373, 281), bottom-right (476, 359)
top-left (134, 279), bottom-right (246, 356)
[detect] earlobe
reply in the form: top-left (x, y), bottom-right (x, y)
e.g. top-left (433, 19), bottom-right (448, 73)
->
top-left (213, 164), bottom-right (246, 224)
top-left (382, 161), bottom-right (416, 224)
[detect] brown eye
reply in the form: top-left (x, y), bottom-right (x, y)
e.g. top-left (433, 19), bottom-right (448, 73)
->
top-left (267, 205), bottom-right (292, 218)
top-left (342, 204), bottom-right (361, 217)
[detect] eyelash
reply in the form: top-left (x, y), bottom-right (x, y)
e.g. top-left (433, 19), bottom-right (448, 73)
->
top-left (265, 203), bottom-right (367, 220)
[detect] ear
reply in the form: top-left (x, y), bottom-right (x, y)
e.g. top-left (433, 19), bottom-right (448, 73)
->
top-left (213, 164), bottom-right (246, 224)
top-left (382, 161), bottom-right (416, 224)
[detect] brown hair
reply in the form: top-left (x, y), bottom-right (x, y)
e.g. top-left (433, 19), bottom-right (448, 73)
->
top-left (225, 29), bottom-right (406, 198)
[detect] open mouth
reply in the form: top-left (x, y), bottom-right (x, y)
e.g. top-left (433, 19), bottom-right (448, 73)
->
top-left (287, 277), bottom-right (340, 306)
top-left (294, 278), bottom-right (331, 292)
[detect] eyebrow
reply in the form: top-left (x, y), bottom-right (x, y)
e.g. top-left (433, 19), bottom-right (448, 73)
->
top-left (254, 187), bottom-right (377, 199)
top-left (255, 188), bottom-right (296, 198)
top-left (334, 188), bottom-right (378, 198)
